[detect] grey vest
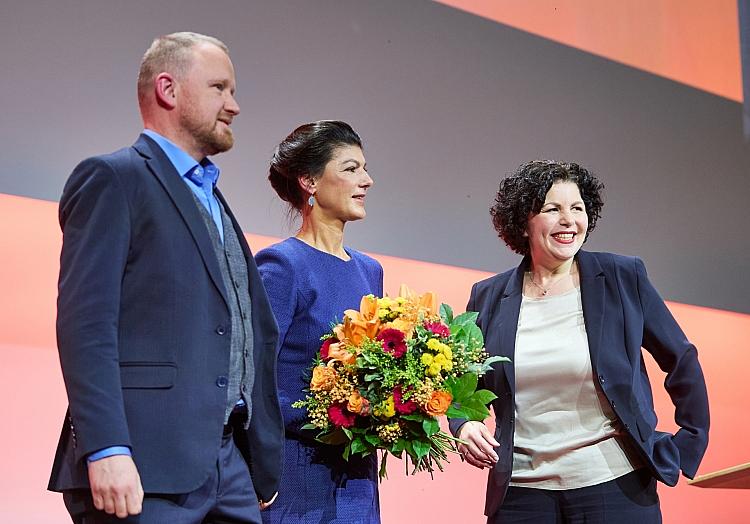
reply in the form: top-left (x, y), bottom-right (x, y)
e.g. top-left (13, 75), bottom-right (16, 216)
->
top-left (191, 192), bottom-right (255, 424)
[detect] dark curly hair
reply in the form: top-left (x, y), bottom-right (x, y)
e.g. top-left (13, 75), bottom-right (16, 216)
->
top-left (490, 160), bottom-right (604, 255)
top-left (268, 120), bottom-right (363, 212)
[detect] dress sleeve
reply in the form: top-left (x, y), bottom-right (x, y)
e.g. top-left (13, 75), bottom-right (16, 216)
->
top-left (373, 258), bottom-right (384, 296)
top-left (635, 257), bottom-right (710, 478)
top-left (255, 246), bottom-right (297, 353)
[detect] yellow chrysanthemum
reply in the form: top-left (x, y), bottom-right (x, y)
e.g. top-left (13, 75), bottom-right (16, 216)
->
top-left (421, 353), bottom-right (434, 366)
top-left (374, 395), bottom-right (396, 418)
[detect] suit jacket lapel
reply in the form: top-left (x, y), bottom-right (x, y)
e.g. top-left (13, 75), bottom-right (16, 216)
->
top-left (577, 251), bottom-right (605, 371)
top-left (491, 260), bottom-right (526, 393)
top-left (133, 135), bottom-right (230, 310)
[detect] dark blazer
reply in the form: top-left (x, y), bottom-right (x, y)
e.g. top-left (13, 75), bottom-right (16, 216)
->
top-left (48, 134), bottom-right (283, 501)
top-left (450, 250), bottom-right (709, 518)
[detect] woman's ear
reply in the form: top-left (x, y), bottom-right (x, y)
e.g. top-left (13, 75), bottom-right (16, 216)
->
top-left (298, 175), bottom-right (316, 195)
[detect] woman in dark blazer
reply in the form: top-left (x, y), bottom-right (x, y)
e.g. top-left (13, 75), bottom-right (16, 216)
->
top-left (451, 160), bottom-right (709, 523)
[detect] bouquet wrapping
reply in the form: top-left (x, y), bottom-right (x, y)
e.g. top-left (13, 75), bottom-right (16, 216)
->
top-left (293, 286), bottom-right (507, 478)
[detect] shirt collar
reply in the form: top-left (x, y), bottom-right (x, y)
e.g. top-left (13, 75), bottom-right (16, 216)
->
top-left (142, 129), bottom-right (220, 187)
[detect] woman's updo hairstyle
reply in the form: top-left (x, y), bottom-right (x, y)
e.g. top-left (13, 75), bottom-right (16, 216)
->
top-left (268, 120), bottom-right (363, 212)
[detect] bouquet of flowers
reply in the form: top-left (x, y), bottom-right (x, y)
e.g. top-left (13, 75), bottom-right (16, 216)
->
top-left (293, 286), bottom-right (507, 478)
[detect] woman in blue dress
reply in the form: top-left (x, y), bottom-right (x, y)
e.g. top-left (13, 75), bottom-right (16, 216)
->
top-left (256, 121), bottom-right (382, 524)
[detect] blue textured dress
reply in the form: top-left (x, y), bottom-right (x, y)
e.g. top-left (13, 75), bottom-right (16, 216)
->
top-left (256, 237), bottom-right (383, 524)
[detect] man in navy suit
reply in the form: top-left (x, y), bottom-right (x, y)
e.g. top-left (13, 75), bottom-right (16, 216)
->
top-left (48, 32), bottom-right (283, 523)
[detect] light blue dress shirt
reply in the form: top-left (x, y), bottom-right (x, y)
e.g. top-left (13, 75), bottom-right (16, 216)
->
top-left (143, 129), bottom-right (224, 242)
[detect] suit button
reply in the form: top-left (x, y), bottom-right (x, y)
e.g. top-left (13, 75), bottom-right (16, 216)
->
top-left (216, 326), bottom-right (226, 335)
top-left (624, 423), bottom-right (630, 431)
top-left (610, 400), bottom-right (616, 409)
top-left (241, 384), bottom-right (248, 393)
top-left (598, 375), bottom-right (605, 383)
top-left (216, 376), bottom-right (228, 388)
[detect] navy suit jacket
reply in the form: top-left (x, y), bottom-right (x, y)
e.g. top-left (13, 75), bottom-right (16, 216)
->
top-left (48, 135), bottom-right (283, 501)
top-left (450, 250), bottom-right (709, 517)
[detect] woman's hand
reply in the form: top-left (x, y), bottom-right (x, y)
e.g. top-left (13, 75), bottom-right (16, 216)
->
top-left (457, 421), bottom-right (499, 469)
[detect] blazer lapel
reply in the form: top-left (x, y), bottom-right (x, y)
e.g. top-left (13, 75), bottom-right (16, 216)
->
top-left (133, 135), bottom-right (230, 310)
top-left (577, 251), bottom-right (605, 371)
top-left (490, 260), bottom-right (526, 393)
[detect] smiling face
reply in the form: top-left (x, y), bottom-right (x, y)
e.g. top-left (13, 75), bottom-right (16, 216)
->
top-left (525, 181), bottom-right (588, 268)
top-left (177, 43), bottom-right (240, 159)
top-left (308, 145), bottom-right (372, 224)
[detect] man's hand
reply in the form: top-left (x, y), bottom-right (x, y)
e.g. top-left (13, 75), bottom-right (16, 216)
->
top-left (87, 455), bottom-right (144, 518)
top-left (457, 421), bottom-right (500, 470)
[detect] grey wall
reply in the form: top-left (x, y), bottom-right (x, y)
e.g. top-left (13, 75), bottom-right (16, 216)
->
top-left (1, 0), bottom-right (748, 313)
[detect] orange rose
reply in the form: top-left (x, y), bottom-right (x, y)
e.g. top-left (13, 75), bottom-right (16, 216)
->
top-left (347, 391), bottom-right (371, 415)
top-left (325, 342), bottom-right (357, 365)
top-left (423, 390), bottom-right (453, 416)
top-left (310, 365), bottom-right (337, 391)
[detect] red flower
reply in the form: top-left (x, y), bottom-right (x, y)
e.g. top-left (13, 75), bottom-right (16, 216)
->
top-left (393, 385), bottom-right (418, 415)
top-left (376, 328), bottom-right (407, 358)
top-left (328, 403), bottom-right (357, 428)
top-left (424, 321), bottom-right (450, 338)
top-left (320, 338), bottom-right (337, 360)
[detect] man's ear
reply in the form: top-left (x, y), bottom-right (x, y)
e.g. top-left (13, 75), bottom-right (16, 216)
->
top-left (154, 73), bottom-right (177, 110)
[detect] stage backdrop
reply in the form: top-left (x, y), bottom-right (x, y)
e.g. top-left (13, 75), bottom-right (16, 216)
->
top-left (1, 1), bottom-right (748, 523)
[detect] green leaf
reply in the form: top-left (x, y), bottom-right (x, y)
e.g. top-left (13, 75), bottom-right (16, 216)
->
top-left (446, 373), bottom-right (478, 402)
top-left (446, 405), bottom-right (467, 419)
top-left (343, 443), bottom-right (351, 461)
top-left (439, 303), bottom-right (454, 324)
top-left (422, 417), bottom-right (440, 436)
top-left (468, 354), bottom-right (511, 375)
top-left (465, 322), bottom-right (482, 342)
top-left (470, 389), bottom-right (498, 405)
top-left (452, 311), bottom-right (478, 326)
top-left (342, 427), bottom-right (353, 439)
top-left (450, 401), bottom-right (491, 422)
top-left (364, 373), bottom-right (381, 382)
top-left (392, 439), bottom-right (406, 454)
top-left (412, 439), bottom-right (432, 460)
top-left (351, 437), bottom-right (368, 455)
top-left (300, 423), bottom-right (319, 431)
top-left (365, 434), bottom-right (382, 447)
top-left (400, 414), bottom-right (426, 422)
top-left (317, 428), bottom-right (349, 445)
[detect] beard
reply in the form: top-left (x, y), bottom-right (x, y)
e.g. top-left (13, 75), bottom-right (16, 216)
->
top-left (179, 107), bottom-right (234, 157)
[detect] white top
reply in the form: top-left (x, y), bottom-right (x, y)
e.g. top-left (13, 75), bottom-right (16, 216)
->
top-left (509, 287), bottom-right (639, 489)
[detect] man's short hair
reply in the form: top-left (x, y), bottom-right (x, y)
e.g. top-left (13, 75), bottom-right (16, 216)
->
top-left (137, 32), bottom-right (229, 108)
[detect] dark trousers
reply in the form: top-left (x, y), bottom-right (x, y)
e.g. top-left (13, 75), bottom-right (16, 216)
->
top-left (63, 425), bottom-right (261, 524)
top-left (489, 469), bottom-right (661, 524)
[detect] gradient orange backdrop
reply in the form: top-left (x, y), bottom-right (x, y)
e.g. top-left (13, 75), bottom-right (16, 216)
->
top-left (437, 0), bottom-right (742, 102)
top-left (2, 193), bottom-right (748, 523)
